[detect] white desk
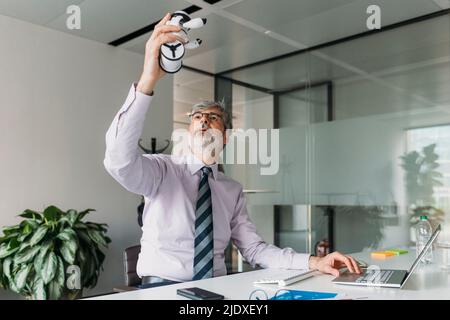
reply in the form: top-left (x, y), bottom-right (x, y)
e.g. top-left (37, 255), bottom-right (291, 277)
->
top-left (89, 249), bottom-right (450, 300)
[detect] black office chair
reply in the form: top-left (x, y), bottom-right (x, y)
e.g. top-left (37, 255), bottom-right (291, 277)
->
top-left (113, 244), bottom-right (141, 292)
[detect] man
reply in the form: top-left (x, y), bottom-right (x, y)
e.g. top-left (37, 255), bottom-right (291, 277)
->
top-left (104, 13), bottom-right (361, 288)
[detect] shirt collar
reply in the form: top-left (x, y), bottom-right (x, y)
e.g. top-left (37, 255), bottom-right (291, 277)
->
top-left (186, 153), bottom-right (218, 180)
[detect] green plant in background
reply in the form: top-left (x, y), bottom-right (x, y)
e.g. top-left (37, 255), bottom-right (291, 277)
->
top-left (400, 143), bottom-right (445, 228)
top-left (0, 206), bottom-right (111, 300)
top-left (335, 205), bottom-right (385, 252)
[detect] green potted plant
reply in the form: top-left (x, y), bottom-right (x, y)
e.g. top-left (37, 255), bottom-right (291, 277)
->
top-left (0, 206), bottom-right (111, 300)
top-left (400, 143), bottom-right (445, 239)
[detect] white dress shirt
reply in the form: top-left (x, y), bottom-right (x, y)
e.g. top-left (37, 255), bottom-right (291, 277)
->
top-left (104, 84), bottom-right (310, 282)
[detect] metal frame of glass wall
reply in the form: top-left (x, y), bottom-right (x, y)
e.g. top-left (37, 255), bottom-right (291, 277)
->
top-left (180, 8), bottom-right (450, 270)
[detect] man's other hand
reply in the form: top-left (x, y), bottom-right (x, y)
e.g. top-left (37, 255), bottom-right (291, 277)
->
top-left (308, 251), bottom-right (361, 277)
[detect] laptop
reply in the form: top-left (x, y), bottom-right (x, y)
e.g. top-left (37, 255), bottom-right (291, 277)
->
top-left (332, 224), bottom-right (441, 289)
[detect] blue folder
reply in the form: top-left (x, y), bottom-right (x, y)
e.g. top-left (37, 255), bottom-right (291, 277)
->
top-left (270, 290), bottom-right (337, 300)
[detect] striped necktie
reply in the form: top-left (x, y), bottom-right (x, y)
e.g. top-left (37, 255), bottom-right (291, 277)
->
top-left (193, 166), bottom-right (214, 280)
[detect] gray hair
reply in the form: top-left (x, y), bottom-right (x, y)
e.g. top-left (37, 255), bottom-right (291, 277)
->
top-left (190, 99), bottom-right (230, 129)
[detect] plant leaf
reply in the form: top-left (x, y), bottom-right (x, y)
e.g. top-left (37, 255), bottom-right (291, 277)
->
top-left (60, 240), bottom-right (77, 264)
top-left (41, 251), bottom-right (58, 284)
top-left (11, 261), bottom-right (21, 275)
top-left (29, 226), bottom-right (48, 247)
top-left (18, 220), bottom-right (40, 243)
top-left (25, 220), bottom-right (40, 230)
top-left (0, 261), bottom-right (4, 289)
top-left (67, 209), bottom-right (79, 227)
top-left (76, 229), bottom-right (92, 246)
top-left (17, 234), bottom-right (29, 243)
top-left (55, 256), bottom-right (65, 286)
top-left (77, 208), bottom-right (96, 221)
top-left (86, 222), bottom-right (101, 230)
top-left (0, 242), bottom-right (19, 259)
top-left (33, 241), bottom-right (52, 272)
top-left (14, 264), bottom-right (32, 291)
top-left (18, 209), bottom-right (43, 221)
top-left (13, 246), bottom-right (41, 264)
top-left (76, 246), bottom-right (87, 265)
top-left (2, 225), bottom-right (21, 236)
top-left (22, 223), bottom-right (31, 235)
top-left (48, 280), bottom-right (63, 300)
top-left (43, 206), bottom-right (63, 222)
top-left (18, 222), bottom-right (34, 242)
top-left (76, 247), bottom-right (88, 283)
top-left (0, 243), bottom-right (9, 258)
top-left (98, 226), bottom-right (108, 233)
top-left (79, 245), bottom-right (97, 287)
top-left (3, 257), bottom-right (12, 279)
top-left (88, 244), bottom-right (99, 269)
top-left (84, 258), bottom-right (96, 288)
top-left (17, 241), bottom-right (30, 252)
top-left (8, 237), bottom-right (20, 249)
top-left (32, 277), bottom-right (46, 300)
top-left (96, 249), bottom-right (106, 266)
top-left (2, 232), bottom-right (19, 241)
top-left (89, 261), bottom-right (100, 288)
top-left (9, 279), bottom-right (21, 294)
top-left (33, 252), bottom-right (45, 273)
top-left (57, 228), bottom-right (78, 242)
top-left (87, 229), bottom-right (107, 248)
top-left (74, 223), bottom-right (88, 230)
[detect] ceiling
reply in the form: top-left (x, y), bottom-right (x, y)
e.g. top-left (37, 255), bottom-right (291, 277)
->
top-left (0, 0), bottom-right (449, 123)
top-left (0, 0), bottom-right (447, 74)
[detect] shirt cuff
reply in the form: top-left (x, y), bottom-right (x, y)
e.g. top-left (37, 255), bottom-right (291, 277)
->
top-left (127, 83), bottom-right (153, 118)
top-left (119, 83), bottom-right (154, 115)
top-left (136, 88), bottom-right (154, 103)
top-left (292, 253), bottom-right (311, 270)
top-left (134, 82), bottom-right (154, 97)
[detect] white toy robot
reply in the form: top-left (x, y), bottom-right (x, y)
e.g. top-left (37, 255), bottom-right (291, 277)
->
top-left (159, 11), bottom-right (207, 73)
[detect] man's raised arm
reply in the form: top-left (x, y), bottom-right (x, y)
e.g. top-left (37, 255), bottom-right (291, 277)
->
top-left (104, 13), bottom-right (183, 198)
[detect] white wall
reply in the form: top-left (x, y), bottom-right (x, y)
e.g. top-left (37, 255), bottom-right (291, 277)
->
top-left (0, 14), bottom-right (173, 299)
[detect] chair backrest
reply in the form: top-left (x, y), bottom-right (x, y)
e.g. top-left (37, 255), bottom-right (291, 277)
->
top-left (123, 245), bottom-right (141, 287)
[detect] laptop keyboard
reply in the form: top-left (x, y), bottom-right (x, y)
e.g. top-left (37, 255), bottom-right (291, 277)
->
top-left (355, 270), bottom-right (394, 284)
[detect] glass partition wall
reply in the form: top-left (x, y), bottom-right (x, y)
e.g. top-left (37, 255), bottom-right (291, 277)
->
top-left (177, 11), bottom-right (450, 272)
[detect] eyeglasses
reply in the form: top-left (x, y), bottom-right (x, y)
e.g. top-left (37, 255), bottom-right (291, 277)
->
top-left (189, 111), bottom-right (223, 123)
top-left (248, 289), bottom-right (294, 300)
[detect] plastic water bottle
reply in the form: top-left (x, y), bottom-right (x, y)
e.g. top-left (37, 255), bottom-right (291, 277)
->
top-left (415, 215), bottom-right (433, 264)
